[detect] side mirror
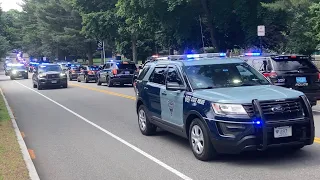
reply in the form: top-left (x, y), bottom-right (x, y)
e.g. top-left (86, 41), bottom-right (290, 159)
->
top-left (166, 82), bottom-right (186, 91)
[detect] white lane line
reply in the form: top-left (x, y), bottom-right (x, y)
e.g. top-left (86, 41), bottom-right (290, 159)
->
top-left (14, 81), bottom-right (192, 180)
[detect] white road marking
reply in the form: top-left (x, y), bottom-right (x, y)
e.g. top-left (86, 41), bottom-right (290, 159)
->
top-left (14, 81), bottom-right (192, 180)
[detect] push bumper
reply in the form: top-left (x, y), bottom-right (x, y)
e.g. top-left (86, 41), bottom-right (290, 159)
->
top-left (39, 78), bottom-right (67, 86)
top-left (205, 96), bottom-right (314, 154)
top-left (303, 91), bottom-right (320, 106)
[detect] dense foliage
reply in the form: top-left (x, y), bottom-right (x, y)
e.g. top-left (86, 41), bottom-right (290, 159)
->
top-left (1, 0), bottom-right (320, 63)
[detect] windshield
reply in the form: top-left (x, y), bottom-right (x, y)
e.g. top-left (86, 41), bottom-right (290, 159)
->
top-left (38, 65), bottom-right (61, 73)
top-left (272, 60), bottom-right (318, 72)
top-left (185, 63), bottom-right (270, 89)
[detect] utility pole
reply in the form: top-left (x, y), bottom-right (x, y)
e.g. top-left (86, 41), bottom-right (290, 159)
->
top-left (103, 40), bottom-right (106, 64)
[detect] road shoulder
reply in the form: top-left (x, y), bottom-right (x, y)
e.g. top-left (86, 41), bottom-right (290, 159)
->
top-left (0, 88), bottom-right (40, 180)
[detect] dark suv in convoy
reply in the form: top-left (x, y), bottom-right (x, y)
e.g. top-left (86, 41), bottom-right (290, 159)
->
top-left (241, 54), bottom-right (320, 106)
top-left (32, 64), bottom-right (68, 90)
top-left (9, 64), bottom-right (28, 80)
top-left (96, 60), bottom-right (137, 87)
top-left (134, 55), bottom-right (314, 161)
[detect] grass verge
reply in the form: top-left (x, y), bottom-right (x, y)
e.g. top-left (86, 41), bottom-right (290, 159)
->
top-left (0, 92), bottom-right (29, 180)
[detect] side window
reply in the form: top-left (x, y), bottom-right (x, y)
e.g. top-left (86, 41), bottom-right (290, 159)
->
top-left (149, 67), bottom-right (166, 85)
top-left (252, 59), bottom-right (264, 71)
top-left (104, 63), bottom-right (111, 69)
top-left (166, 67), bottom-right (184, 85)
top-left (266, 60), bottom-right (273, 72)
top-left (137, 65), bottom-right (150, 80)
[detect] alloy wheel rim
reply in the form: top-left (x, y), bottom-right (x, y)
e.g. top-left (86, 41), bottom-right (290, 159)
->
top-left (191, 125), bottom-right (204, 155)
top-left (138, 109), bottom-right (147, 131)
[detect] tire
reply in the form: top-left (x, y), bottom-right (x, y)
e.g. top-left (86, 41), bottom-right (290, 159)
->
top-left (189, 118), bottom-right (217, 161)
top-left (37, 83), bottom-right (43, 90)
top-left (137, 105), bottom-right (157, 136)
top-left (10, 76), bottom-right (14, 80)
top-left (84, 76), bottom-right (88, 83)
top-left (69, 75), bottom-right (72, 81)
top-left (97, 78), bottom-right (102, 86)
top-left (107, 77), bottom-right (113, 87)
top-left (77, 77), bottom-right (81, 82)
top-left (62, 83), bottom-right (68, 88)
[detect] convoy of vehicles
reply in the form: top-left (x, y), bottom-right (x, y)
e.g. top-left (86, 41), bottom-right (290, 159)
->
top-left (3, 53), bottom-right (318, 161)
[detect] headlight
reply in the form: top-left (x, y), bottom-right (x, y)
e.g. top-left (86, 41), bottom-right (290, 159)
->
top-left (38, 74), bottom-right (45, 78)
top-left (212, 103), bottom-right (247, 115)
top-left (12, 70), bottom-right (17, 74)
top-left (60, 73), bottom-right (66, 77)
top-left (25, 70), bottom-right (28, 72)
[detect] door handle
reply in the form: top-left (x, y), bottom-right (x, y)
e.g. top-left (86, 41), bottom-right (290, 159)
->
top-left (144, 87), bottom-right (148, 90)
top-left (162, 92), bottom-right (167, 96)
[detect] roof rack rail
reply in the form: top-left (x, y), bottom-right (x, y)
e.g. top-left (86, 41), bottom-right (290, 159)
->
top-left (154, 53), bottom-right (227, 61)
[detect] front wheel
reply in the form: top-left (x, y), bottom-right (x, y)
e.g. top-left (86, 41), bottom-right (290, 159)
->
top-left (37, 84), bottom-right (43, 90)
top-left (138, 105), bottom-right (157, 136)
top-left (10, 76), bottom-right (14, 80)
top-left (62, 83), bottom-right (68, 88)
top-left (24, 75), bottom-right (28, 79)
top-left (97, 78), bottom-right (102, 86)
top-left (84, 76), bottom-right (88, 83)
top-left (106, 77), bottom-right (113, 87)
top-left (189, 118), bottom-right (217, 161)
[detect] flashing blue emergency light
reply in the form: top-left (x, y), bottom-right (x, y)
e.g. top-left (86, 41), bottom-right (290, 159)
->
top-left (219, 53), bottom-right (226, 57)
top-left (245, 53), bottom-right (261, 56)
top-left (186, 54), bottom-right (200, 58)
top-left (252, 117), bottom-right (262, 126)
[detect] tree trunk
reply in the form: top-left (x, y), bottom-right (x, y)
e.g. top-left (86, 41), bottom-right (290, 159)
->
top-left (87, 53), bottom-right (93, 65)
top-left (200, 0), bottom-right (218, 50)
top-left (132, 37), bottom-right (138, 64)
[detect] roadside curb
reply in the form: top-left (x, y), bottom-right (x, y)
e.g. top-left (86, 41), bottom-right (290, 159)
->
top-left (0, 88), bottom-right (40, 180)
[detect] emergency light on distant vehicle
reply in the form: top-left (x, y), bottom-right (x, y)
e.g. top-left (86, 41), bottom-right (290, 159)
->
top-left (244, 53), bottom-right (261, 56)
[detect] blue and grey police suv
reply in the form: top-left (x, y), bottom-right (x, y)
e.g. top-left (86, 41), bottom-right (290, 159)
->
top-left (134, 57), bottom-right (315, 161)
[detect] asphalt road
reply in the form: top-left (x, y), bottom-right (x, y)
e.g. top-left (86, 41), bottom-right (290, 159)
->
top-left (1, 72), bottom-right (320, 180)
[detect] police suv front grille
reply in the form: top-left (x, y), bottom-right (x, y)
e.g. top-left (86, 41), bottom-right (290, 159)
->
top-left (243, 99), bottom-right (304, 121)
top-left (47, 74), bottom-right (60, 79)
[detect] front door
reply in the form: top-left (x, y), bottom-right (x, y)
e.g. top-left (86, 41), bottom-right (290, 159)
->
top-left (161, 66), bottom-right (185, 126)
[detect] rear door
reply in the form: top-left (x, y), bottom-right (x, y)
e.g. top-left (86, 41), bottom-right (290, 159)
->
top-left (270, 56), bottom-right (320, 92)
top-left (145, 66), bottom-right (167, 119)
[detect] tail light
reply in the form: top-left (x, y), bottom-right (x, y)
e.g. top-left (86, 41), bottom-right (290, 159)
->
top-left (318, 72), bottom-right (320, 80)
top-left (112, 69), bottom-right (117, 75)
top-left (88, 71), bottom-right (94, 75)
top-left (263, 71), bottom-right (277, 78)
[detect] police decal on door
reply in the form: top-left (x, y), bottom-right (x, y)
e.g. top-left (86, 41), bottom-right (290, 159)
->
top-left (168, 100), bottom-right (175, 116)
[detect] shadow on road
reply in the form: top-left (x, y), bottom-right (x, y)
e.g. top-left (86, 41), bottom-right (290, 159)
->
top-left (153, 130), bottom-right (318, 168)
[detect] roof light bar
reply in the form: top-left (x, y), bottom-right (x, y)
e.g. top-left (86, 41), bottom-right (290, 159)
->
top-left (245, 53), bottom-right (261, 56)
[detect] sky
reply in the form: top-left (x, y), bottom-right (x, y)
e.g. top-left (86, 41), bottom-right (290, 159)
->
top-left (0, 0), bottom-right (23, 12)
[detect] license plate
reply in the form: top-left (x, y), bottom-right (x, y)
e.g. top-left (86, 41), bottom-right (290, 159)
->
top-left (274, 126), bottom-right (292, 138)
top-left (51, 80), bottom-right (57, 83)
top-left (295, 77), bottom-right (308, 86)
top-left (125, 71), bottom-right (130, 75)
top-left (18, 74), bottom-right (22, 77)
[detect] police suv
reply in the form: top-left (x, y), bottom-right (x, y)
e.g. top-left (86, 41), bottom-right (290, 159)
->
top-left (134, 53), bottom-right (315, 161)
top-left (240, 53), bottom-right (320, 106)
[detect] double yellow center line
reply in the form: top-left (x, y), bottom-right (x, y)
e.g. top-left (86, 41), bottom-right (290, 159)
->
top-left (70, 83), bottom-right (320, 144)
